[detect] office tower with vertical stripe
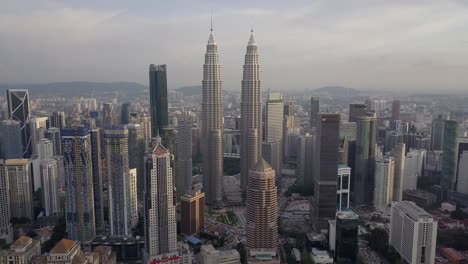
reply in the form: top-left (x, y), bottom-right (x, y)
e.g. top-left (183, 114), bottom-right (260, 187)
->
top-left (265, 93), bottom-right (284, 176)
top-left (0, 163), bottom-right (13, 243)
top-left (127, 124), bottom-right (145, 202)
top-left (176, 112), bottom-right (193, 198)
top-left (149, 64), bottom-right (169, 137)
top-left (442, 120), bottom-right (459, 190)
top-left (6, 89), bottom-right (31, 158)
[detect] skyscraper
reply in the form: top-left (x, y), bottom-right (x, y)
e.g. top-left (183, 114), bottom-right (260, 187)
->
top-left (334, 211), bottom-right (359, 264)
top-left (127, 124), bottom-right (145, 202)
top-left (431, 115), bottom-right (445, 151)
top-left (240, 30), bottom-right (262, 191)
top-left (62, 127), bottom-right (95, 243)
top-left (261, 141), bottom-right (280, 181)
top-left (89, 129), bottom-right (104, 230)
top-left (246, 159), bottom-right (278, 251)
top-left (40, 159), bottom-right (60, 216)
top-left (391, 99), bottom-right (401, 121)
top-left (337, 165), bottom-right (351, 211)
top-left (30, 116), bottom-right (48, 156)
top-left (374, 157), bottom-right (395, 214)
top-left (264, 93), bottom-right (284, 176)
top-left (1, 159), bottom-right (34, 220)
top-left (389, 201), bottom-right (437, 264)
top-left (104, 126), bottom-right (137, 236)
top-left (144, 137), bottom-right (177, 261)
top-left (348, 103), bottom-right (368, 123)
top-left (101, 103), bottom-right (114, 128)
top-left (0, 120), bottom-right (23, 159)
top-left (44, 127), bottom-right (62, 156)
top-left (457, 151), bottom-right (468, 194)
top-left (50, 111), bottom-right (66, 130)
top-left (6, 89), bottom-right (31, 158)
top-left (311, 114), bottom-right (340, 232)
top-left (390, 143), bottom-right (406, 202)
top-left (296, 134), bottom-right (314, 190)
top-left (310, 97), bottom-right (319, 129)
top-left (176, 112), bottom-right (193, 197)
top-left (0, 163), bottom-right (13, 243)
top-left (201, 26), bottom-right (224, 207)
top-left (180, 191), bottom-right (205, 236)
top-left (353, 114), bottom-right (377, 206)
top-left (441, 120), bottom-right (459, 190)
top-left (120, 102), bottom-right (131, 125)
top-left (149, 64), bottom-right (169, 137)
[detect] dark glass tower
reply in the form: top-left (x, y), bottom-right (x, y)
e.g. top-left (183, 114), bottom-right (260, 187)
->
top-left (431, 115), bottom-right (445, 151)
top-left (120, 102), bottom-right (131, 125)
top-left (349, 103), bottom-right (368, 123)
top-left (6, 89), bottom-right (31, 158)
top-left (310, 97), bottom-right (319, 129)
top-left (149, 64), bottom-right (169, 137)
top-left (335, 211), bottom-right (359, 264)
top-left (441, 120), bottom-right (458, 190)
top-left (391, 99), bottom-right (401, 121)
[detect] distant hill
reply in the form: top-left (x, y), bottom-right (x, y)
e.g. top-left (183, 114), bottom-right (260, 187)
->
top-left (312, 86), bottom-right (360, 97)
top-left (176, 85), bottom-right (202, 96)
top-left (0, 82), bottom-right (147, 97)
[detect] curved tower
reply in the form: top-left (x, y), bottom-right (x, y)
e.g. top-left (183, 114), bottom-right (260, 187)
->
top-left (202, 26), bottom-right (224, 207)
top-left (240, 30), bottom-right (262, 190)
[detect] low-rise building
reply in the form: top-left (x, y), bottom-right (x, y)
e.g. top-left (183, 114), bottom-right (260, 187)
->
top-left (198, 244), bottom-right (240, 264)
top-left (0, 236), bottom-right (41, 264)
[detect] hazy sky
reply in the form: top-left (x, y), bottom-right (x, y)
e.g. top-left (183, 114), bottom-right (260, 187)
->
top-left (1, 0), bottom-right (468, 91)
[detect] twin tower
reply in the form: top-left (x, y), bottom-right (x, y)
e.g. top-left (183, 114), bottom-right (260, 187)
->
top-left (202, 28), bottom-right (264, 207)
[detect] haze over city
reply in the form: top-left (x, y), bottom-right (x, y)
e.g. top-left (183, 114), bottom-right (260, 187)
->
top-left (1, 0), bottom-right (468, 92)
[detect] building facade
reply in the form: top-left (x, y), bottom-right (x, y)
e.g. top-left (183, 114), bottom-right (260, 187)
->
top-left (310, 97), bottom-right (319, 129)
top-left (441, 120), bottom-right (459, 190)
top-left (264, 93), bottom-right (284, 176)
top-left (176, 112), bottom-right (193, 198)
top-left (40, 159), bottom-right (60, 216)
top-left (149, 64), bottom-right (169, 137)
top-left (1, 159), bottom-right (34, 219)
top-left (337, 165), bottom-right (351, 211)
top-left (6, 89), bottom-right (31, 158)
top-left (334, 211), bottom-right (358, 264)
top-left (0, 120), bottom-right (23, 159)
top-left (89, 129), bottom-right (104, 230)
top-left (180, 191), bottom-right (205, 235)
top-left (374, 158), bottom-right (395, 214)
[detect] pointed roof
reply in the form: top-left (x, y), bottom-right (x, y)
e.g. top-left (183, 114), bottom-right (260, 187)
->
top-left (208, 30), bottom-right (216, 45)
top-left (247, 29), bottom-right (257, 46)
top-left (50, 239), bottom-right (76, 254)
top-left (151, 136), bottom-right (168, 156)
top-left (254, 158), bottom-right (272, 172)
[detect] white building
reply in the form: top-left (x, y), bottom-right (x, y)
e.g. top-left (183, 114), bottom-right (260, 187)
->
top-left (40, 159), bottom-right (60, 216)
top-left (404, 149), bottom-right (427, 191)
top-left (337, 165), bottom-right (351, 211)
top-left (389, 201), bottom-right (437, 264)
top-left (374, 158), bottom-right (395, 214)
top-left (264, 93), bottom-right (284, 175)
top-left (198, 244), bottom-right (240, 264)
top-left (457, 151), bottom-right (468, 194)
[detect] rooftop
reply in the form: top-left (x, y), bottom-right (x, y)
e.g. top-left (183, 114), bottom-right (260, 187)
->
top-left (50, 239), bottom-right (76, 254)
top-left (11, 236), bottom-right (32, 249)
top-left (394, 201), bottom-right (432, 220)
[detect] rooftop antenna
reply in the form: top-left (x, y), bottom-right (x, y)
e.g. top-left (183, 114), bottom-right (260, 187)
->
top-left (210, 13), bottom-right (213, 32)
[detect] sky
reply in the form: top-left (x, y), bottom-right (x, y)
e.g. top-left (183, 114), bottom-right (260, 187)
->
top-left (1, 0), bottom-right (468, 91)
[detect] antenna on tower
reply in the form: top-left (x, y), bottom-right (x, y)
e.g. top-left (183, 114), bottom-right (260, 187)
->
top-left (210, 13), bottom-right (213, 32)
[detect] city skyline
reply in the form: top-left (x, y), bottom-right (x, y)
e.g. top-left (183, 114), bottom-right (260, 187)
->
top-left (1, 1), bottom-right (468, 92)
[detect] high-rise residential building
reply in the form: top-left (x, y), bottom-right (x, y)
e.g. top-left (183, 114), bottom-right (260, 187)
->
top-left (1, 159), bottom-right (34, 219)
top-left (104, 126), bottom-right (137, 236)
top-left (40, 159), bottom-right (60, 216)
top-left (6, 89), bottom-right (31, 158)
top-left (348, 103), bottom-right (368, 123)
top-left (149, 64), bottom-right (169, 137)
top-left (264, 93), bottom-right (284, 176)
top-left (120, 102), bottom-right (131, 125)
top-left (0, 164), bottom-right (13, 243)
top-left (353, 114), bottom-right (377, 206)
top-left (127, 124), bottom-right (145, 202)
top-left (102, 103), bottom-right (114, 128)
top-left (0, 236), bottom-right (41, 263)
top-left (62, 127), bottom-right (95, 243)
top-left (44, 127), bottom-right (62, 156)
top-left (0, 120), bottom-right (23, 159)
top-left (201, 27), bottom-right (224, 207)
top-left (374, 157), bottom-right (395, 214)
top-left (144, 137), bottom-right (177, 261)
top-left (246, 159), bottom-right (278, 252)
top-left (180, 191), bottom-right (205, 236)
top-left (50, 111), bottom-right (66, 130)
top-left (334, 211), bottom-right (359, 264)
top-left (389, 201), bottom-right (437, 264)
top-left (89, 129), bottom-right (104, 230)
top-left (404, 149), bottom-right (426, 191)
top-left (457, 151), bottom-right (468, 194)
top-left (176, 112), bottom-right (193, 198)
top-left (442, 120), bottom-right (459, 190)
top-left (391, 99), bottom-right (401, 121)
top-left (337, 165), bottom-right (351, 211)
top-left (431, 115), bottom-right (445, 151)
top-left (390, 143), bottom-right (406, 202)
top-left (310, 97), bottom-right (319, 129)
top-left (262, 141), bottom-right (280, 180)
top-left (311, 114), bottom-right (340, 232)
top-left (37, 138), bottom-right (54, 160)
top-left (240, 30), bottom-right (262, 191)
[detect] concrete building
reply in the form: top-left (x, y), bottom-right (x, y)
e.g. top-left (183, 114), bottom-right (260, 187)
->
top-left (262, 141), bottom-right (280, 180)
top-left (149, 64), bottom-right (169, 137)
top-left (201, 27), bottom-right (224, 207)
top-left (120, 102), bottom-right (131, 125)
top-left (101, 103), bottom-right (114, 128)
top-left (295, 134), bottom-right (314, 189)
top-left (337, 165), bottom-right (351, 211)
top-left (0, 164), bottom-right (13, 243)
top-left (180, 191), bottom-right (205, 236)
top-left (91, 236), bottom-right (144, 263)
top-left (198, 244), bottom-right (240, 264)
top-left (127, 124), bottom-right (145, 202)
top-left (104, 126), bottom-right (137, 236)
top-left (0, 236), bottom-right (40, 264)
top-left (348, 103), bottom-right (368, 123)
top-left (176, 112), bottom-right (193, 198)
top-left (6, 89), bottom-right (32, 158)
top-left (30, 117), bottom-right (48, 156)
top-left (46, 239), bottom-right (86, 264)
top-left (246, 159), bottom-right (278, 253)
top-left (457, 151), bottom-right (468, 194)
top-left (62, 127), bottom-right (95, 243)
top-left (240, 30), bottom-right (262, 192)
top-left (40, 159), bottom-right (60, 216)
top-left (389, 201), bottom-right (437, 264)
top-left (0, 120), bottom-right (23, 159)
top-left (1, 159), bottom-right (33, 219)
top-left (404, 149), bottom-right (426, 191)
top-left (374, 158), bottom-right (395, 214)
top-left (310, 97), bottom-right (319, 129)
top-left (44, 128), bottom-right (62, 156)
top-left (264, 93), bottom-right (284, 175)
top-left (89, 129), bottom-right (104, 230)
top-left (50, 111), bottom-right (66, 130)
top-left (431, 115), bottom-right (445, 151)
top-left (389, 143), bottom-right (406, 202)
top-left (402, 189), bottom-right (437, 210)
top-left (441, 120), bottom-right (459, 190)
top-left (391, 99), bottom-right (400, 121)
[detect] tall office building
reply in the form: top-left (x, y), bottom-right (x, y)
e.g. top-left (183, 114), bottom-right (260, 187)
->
top-left (441, 120), bottom-right (459, 190)
top-left (264, 93), bottom-right (284, 176)
top-left (0, 120), bottom-right (23, 159)
top-left (40, 159), bottom-right (60, 216)
top-left (37, 138), bottom-right (54, 160)
top-left (390, 143), bottom-right (406, 202)
top-left (334, 211), bottom-right (359, 264)
top-left (127, 124), bottom-right (145, 202)
top-left (102, 103), bottom-right (114, 128)
top-left (1, 159), bottom-right (34, 219)
top-left (89, 129), bottom-right (104, 230)
top-left (337, 165), bottom-right (351, 211)
top-left (431, 115), bottom-right (445, 151)
top-left (120, 102), bottom-right (131, 125)
top-left (353, 114), bottom-right (377, 205)
top-left (0, 163), bottom-right (13, 243)
top-left (296, 134), bottom-right (314, 190)
top-left (240, 30), bottom-right (262, 191)
top-left (457, 151), bottom-right (468, 194)
top-left (349, 103), bottom-right (368, 123)
top-left (391, 99), bottom-right (401, 121)
top-left (201, 26), bottom-right (224, 207)
top-left (310, 97), bottom-right (319, 129)
top-left (246, 159), bottom-right (278, 251)
top-left (374, 157), bottom-right (395, 214)
top-left (176, 112), bottom-right (193, 197)
top-left (149, 64), bottom-right (169, 137)
top-left (44, 127), bottom-right (62, 156)
top-left (390, 201), bottom-right (437, 264)
top-left (311, 114), bottom-right (340, 232)
top-left (30, 116), bottom-right (48, 156)
top-left (62, 127), bottom-right (96, 243)
top-left (6, 89), bottom-right (31, 158)
top-left (262, 141), bottom-right (280, 180)
top-left (404, 149), bottom-right (426, 191)
top-left (50, 111), bottom-right (66, 130)
top-left (104, 126), bottom-right (137, 236)
top-left (144, 137), bottom-right (177, 260)
top-left (180, 191), bottom-right (205, 236)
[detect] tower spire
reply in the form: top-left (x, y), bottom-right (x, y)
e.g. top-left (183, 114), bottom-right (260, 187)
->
top-left (210, 14), bottom-right (213, 32)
